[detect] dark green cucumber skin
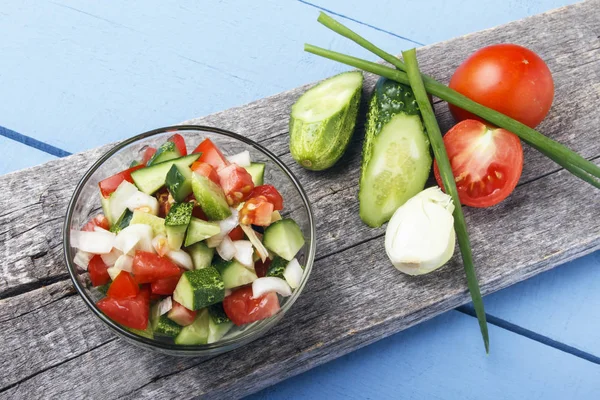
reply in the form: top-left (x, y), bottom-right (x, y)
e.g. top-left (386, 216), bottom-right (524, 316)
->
top-left (208, 303), bottom-right (231, 324)
top-left (147, 140), bottom-right (181, 166)
top-left (165, 202), bottom-right (194, 226)
top-left (154, 315), bottom-right (182, 337)
top-left (266, 256), bottom-right (287, 279)
top-left (166, 165), bottom-right (190, 203)
top-left (183, 267), bottom-right (225, 310)
top-left (289, 72), bottom-right (363, 171)
top-left (110, 208), bottom-right (133, 233)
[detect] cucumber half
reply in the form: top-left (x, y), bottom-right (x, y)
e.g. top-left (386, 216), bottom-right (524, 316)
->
top-left (289, 71), bottom-right (363, 171)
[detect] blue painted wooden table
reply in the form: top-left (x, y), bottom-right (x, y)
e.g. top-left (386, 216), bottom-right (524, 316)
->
top-left (2, 1), bottom-right (598, 398)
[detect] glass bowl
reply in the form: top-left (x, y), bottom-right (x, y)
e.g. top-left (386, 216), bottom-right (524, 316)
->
top-left (63, 125), bottom-right (316, 356)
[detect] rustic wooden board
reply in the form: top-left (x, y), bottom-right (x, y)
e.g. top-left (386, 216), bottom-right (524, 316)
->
top-left (1, 1), bottom-right (599, 398)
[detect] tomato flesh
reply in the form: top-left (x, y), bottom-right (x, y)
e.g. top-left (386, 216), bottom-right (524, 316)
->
top-left (192, 138), bottom-right (229, 170)
top-left (191, 161), bottom-right (220, 185)
top-left (228, 226), bottom-right (245, 241)
top-left (141, 147), bottom-right (157, 165)
top-left (132, 251), bottom-right (181, 283)
top-left (82, 215), bottom-right (110, 232)
top-left (107, 271), bottom-right (140, 299)
top-left (449, 44), bottom-right (554, 128)
top-left (168, 133), bottom-right (187, 156)
top-left (249, 185), bottom-right (283, 211)
top-left (98, 165), bottom-right (144, 198)
top-left (88, 255), bottom-right (111, 287)
top-left (434, 120), bottom-right (523, 208)
top-left (97, 287), bottom-right (150, 330)
top-left (150, 269), bottom-right (183, 295)
top-left (223, 286), bottom-right (280, 326)
top-left (167, 301), bottom-right (197, 326)
top-left (239, 196), bottom-right (274, 226)
top-left (254, 258), bottom-right (271, 278)
top-left (218, 164), bottom-right (255, 206)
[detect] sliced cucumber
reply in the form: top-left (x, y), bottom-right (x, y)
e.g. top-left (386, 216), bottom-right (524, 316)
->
top-left (184, 217), bottom-right (221, 247)
top-left (289, 71), bottom-right (363, 170)
top-left (130, 210), bottom-right (166, 236)
top-left (125, 325), bottom-right (154, 339)
top-left (151, 304), bottom-right (182, 338)
top-left (147, 140), bottom-right (181, 166)
top-left (110, 209), bottom-right (133, 234)
top-left (266, 256), bottom-right (288, 279)
top-left (131, 154), bottom-right (200, 195)
top-left (243, 162), bottom-right (265, 186)
top-left (165, 202), bottom-right (194, 250)
top-left (187, 242), bottom-right (215, 269)
top-left (173, 267), bottom-right (225, 311)
top-left (166, 164), bottom-right (193, 203)
top-left (214, 259), bottom-right (258, 289)
top-left (208, 302), bottom-right (230, 324)
top-left (174, 309), bottom-right (210, 345)
top-left (263, 219), bottom-right (305, 261)
top-left (191, 173), bottom-right (232, 221)
top-left (208, 318), bottom-right (233, 344)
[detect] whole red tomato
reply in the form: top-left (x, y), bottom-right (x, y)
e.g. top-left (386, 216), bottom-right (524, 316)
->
top-left (449, 44), bottom-right (554, 128)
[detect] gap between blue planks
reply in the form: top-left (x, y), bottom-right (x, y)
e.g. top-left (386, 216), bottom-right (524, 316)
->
top-left (0, 125), bottom-right (71, 157)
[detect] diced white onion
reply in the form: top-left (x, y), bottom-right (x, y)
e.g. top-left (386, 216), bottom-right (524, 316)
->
top-left (107, 266), bottom-right (123, 281)
top-left (101, 248), bottom-right (122, 267)
top-left (114, 224), bottom-right (154, 255)
top-left (283, 258), bottom-right (303, 289)
top-left (125, 192), bottom-right (159, 215)
top-left (73, 250), bottom-right (93, 270)
top-left (240, 224), bottom-right (268, 262)
top-left (109, 181), bottom-right (139, 223)
top-left (224, 289), bottom-right (232, 297)
top-left (70, 229), bottom-right (115, 254)
top-left (152, 234), bottom-right (170, 257)
top-left (167, 249), bottom-right (193, 270)
top-left (114, 254), bottom-right (134, 272)
top-left (206, 208), bottom-right (239, 248)
top-left (233, 240), bottom-right (254, 268)
top-left (227, 150), bottom-right (251, 167)
top-left (157, 296), bottom-right (173, 316)
top-left (216, 236), bottom-right (236, 261)
top-left (252, 277), bottom-right (292, 298)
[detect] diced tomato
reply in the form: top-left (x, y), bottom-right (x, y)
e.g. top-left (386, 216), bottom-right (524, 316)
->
top-left (192, 206), bottom-right (208, 220)
top-left (151, 269), bottom-right (183, 295)
top-left (168, 133), bottom-right (187, 156)
top-left (239, 196), bottom-right (274, 226)
top-left (141, 147), bottom-right (157, 165)
top-left (167, 301), bottom-right (197, 326)
top-left (254, 258), bottom-right (271, 278)
top-left (248, 185), bottom-right (283, 211)
top-left (192, 138), bottom-right (229, 170)
top-left (96, 287), bottom-right (150, 330)
top-left (98, 165), bottom-right (145, 198)
top-left (88, 255), bottom-right (111, 287)
top-left (218, 164), bottom-right (255, 206)
top-left (191, 161), bottom-right (220, 185)
top-left (82, 214), bottom-right (110, 232)
top-left (132, 251), bottom-right (181, 283)
top-left (223, 286), bottom-right (280, 326)
top-left (228, 226), bottom-right (245, 241)
top-left (107, 271), bottom-right (140, 299)
top-left (155, 188), bottom-right (172, 218)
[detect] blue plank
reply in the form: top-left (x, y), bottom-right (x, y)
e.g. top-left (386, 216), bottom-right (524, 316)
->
top-left (0, 0), bottom-right (413, 156)
top-left (249, 311), bottom-right (600, 400)
top-left (0, 137), bottom-right (56, 175)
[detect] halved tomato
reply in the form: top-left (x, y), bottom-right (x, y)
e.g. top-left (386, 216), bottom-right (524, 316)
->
top-left (433, 120), bottom-right (523, 208)
top-left (218, 164), bottom-right (255, 206)
top-left (132, 251), bottom-right (181, 283)
top-left (167, 301), bottom-right (197, 326)
top-left (192, 138), bottom-right (228, 170)
top-left (107, 271), bottom-right (140, 299)
top-left (96, 287), bottom-right (150, 330)
top-left (141, 147), bottom-right (157, 165)
top-left (98, 165), bottom-right (145, 198)
top-left (82, 215), bottom-right (110, 232)
top-left (150, 269), bottom-right (183, 295)
top-left (168, 133), bottom-right (187, 156)
top-left (228, 226), bottom-right (245, 241)
top-left (88, 255), bottom-right (111, 287)
top-left (239, 196), bottom-right (274, 226)
top-left (249, 185), bottom-right (283, 211)
top-left (223, 286), bottom-right (280, 326)
top-left (191, 161), bottom-right (220, 185)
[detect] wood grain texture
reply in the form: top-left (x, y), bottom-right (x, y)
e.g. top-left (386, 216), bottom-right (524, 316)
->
top-left (1, 1), bottom-right (599, 398)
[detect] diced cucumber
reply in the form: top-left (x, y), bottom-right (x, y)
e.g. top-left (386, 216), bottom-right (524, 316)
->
top-left (208, 318), bottom-right (233, 344)
top-left (125, 325), bottom-right (154, 339)
top-left (191, 173), bottom-right (232, 221)
top-left (263, 219), bottom-right (305, 261)
top-left (131, 154), bottom-right (200, 195)
top-left (243, 162), bottom-right (265, 186)
top-left (110, 209), bottom-right (133, 234)
top-left (184, 217), bottom-right (221, 247)
top-left (97, 283), bottom-right (110, 295)
top-left (166, 164), bottom-right (193, 203)
top-left (151, 304), bottom-right (182, 338)
top-left (100, 191), bottom-right (113, 225)
top-left (147, 140), bottom-right (181, 166)
top-left (214, 259), bottom-right (258, 289)
top-left (266, 256), bottom-right (288, 279)
top-left (165, 202), bottom-right (194, 250)
top-left (208, 302), bottom-right (230, 324)
top-left (173, 268), bottom-right (225, 311)
top-left (174, 309), bottom-right (210, 345)
top-left (130, 210), bottom-right (167, 236)
top-left (187, 242), bottom-right (215, 269)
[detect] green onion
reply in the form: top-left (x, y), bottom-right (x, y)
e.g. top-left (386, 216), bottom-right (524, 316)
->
top-left (402, 48), bottom-right (489, 353)
top-left (307, 13), bottom-right (600, 186)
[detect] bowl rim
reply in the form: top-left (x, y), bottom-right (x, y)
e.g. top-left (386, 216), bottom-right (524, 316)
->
top-left (63, 125), bottom-right (316, 354)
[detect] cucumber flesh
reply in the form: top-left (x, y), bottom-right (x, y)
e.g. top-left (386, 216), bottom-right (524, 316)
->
top-left (263, 219), bottom-right (305, 261)
top-left (131, 154), bottom-right (200, 195)
top-left (130, 210), bottom-right (167, 236)
top-left (214, 259), bottom-right (258, 289)
top-left (151, 304), bottom-right (182, 338)
top-left (173, 267), bottom-right (225, 310)
top-left (208, 318), bottom-right (233, 344)
top-left (166, 164), bottom-right (193, 203)
top-left (110, 209), bottom-right (133, 234)
top-left (100, 192), bottom-right (113, 225)
top-left (243, 163), bottom-right (265, 186)
top-left (191, 173), bottom-right (232, 221)
top-left (165, 203), bottom-right (194, 250)
top-left (148, 140), bottom-right (181, 166)
top-left (174, 309), bottom-right (210, 345)
top-left (184, 217), bottom-right (221, 247)
top-left (187, 242), bottom-right (215, 269)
